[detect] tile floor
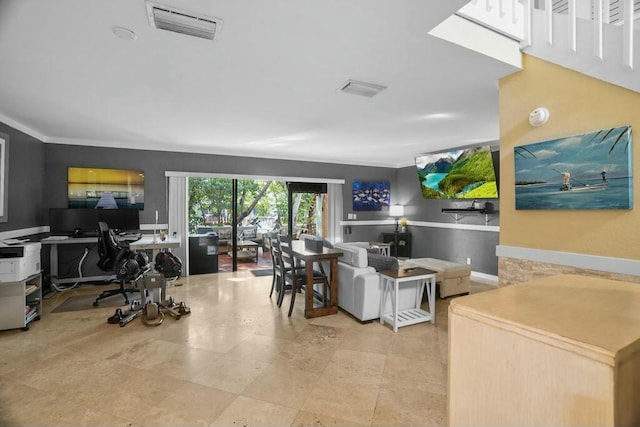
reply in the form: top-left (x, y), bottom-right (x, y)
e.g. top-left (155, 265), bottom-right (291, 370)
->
top-left (0, 272), bottom-right (495, 426)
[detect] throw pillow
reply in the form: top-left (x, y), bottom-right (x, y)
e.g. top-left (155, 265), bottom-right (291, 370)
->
top-left (367, 252), bottom-right (399, 272)
top-left (243, 228), bottom-right (256, 238)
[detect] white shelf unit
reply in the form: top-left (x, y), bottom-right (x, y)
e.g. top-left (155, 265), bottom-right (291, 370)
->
top-left (379, 268), bottom-right (437, 332)
top-left (0, 271), bottom-right (42, 331)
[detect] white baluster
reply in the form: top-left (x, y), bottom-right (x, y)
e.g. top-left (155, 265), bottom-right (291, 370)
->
top-left (512, 0), bottom-right (519, 24)
top-left (594, 0), bottom-right (604, 60)
top-left (622, 0), bottom-right (634, 69)
top-left (568, 0), bottom-right (577, 52)
top-left (499, 0), bottom-right (506, 18)
top-left (486, 0), bottom-right (493, 12)
top-left (545, 0), bottom-right (553, 45)
top-left (522, 0), bottom-right (532, 48)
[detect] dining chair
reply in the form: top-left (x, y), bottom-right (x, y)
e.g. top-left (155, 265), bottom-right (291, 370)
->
top-left (269, 234), bottom-right (285, 300)
top-left (280, 242), bottom-right (329, 317)
top-left (271, 236), bottom-right (300, 307)
top-left (267, 233), bottom-right (279, 298)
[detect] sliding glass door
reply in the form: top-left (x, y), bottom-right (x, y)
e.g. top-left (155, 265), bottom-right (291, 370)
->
top-left (188, 177), bottom-right (289, 272)
top-left (287, 182), bottom-right (328, 239)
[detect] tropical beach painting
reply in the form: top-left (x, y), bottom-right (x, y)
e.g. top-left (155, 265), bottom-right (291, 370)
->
top-left (514, 125), bottom-right (632, 210)
top-left (352, 181), bottom-right (390, 211)
top-left (68, 167), bottom-right (145, 209)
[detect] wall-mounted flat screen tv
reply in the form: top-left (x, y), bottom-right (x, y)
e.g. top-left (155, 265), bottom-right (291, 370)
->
top-left (68, 167), bottom-right (144, 209)
top-left (415, 146), bottom-right (498, 199)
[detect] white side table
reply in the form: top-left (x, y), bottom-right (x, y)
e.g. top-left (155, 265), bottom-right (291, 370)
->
top-left (369, 241), bottom-right (392, 256)
top-left (379, 267), bottom-right (437, 332)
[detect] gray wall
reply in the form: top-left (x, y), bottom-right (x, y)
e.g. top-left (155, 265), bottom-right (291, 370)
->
top-left (396, 165), bottom-right (500, 275)
top-left (42, 143), bottom-right (397, 227)
top-left (0, 123), bottom-right (45, 232)
top-left (1, 120), bottom-right (499, 276)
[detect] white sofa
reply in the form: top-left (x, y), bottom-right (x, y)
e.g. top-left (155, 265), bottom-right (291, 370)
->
top-left (334, 242), bottom-right (419, 322)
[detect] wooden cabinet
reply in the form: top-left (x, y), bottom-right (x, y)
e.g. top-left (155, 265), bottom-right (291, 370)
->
top-left (381, 232), bottom-right (411, 258)
top-left (448, 274), bottom-right (640, 426)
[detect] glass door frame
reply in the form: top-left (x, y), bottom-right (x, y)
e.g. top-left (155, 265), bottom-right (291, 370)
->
top-left (287, 182), bottom-right (328, 240)
top-left (170, 171), bottom-right (343, 275)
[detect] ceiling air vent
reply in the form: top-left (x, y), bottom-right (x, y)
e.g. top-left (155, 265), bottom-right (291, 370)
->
top-left (146, 2), bottom-right (223, 40)
top-left (338, 80), bottom-right (387, 97)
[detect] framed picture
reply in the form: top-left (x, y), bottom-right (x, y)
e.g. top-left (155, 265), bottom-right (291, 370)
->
top-left (514, 125), bottom-right (633, 210)
top-left (0, 133), bottom-right (8, 222)
top-left (352, 181), bottom-right (390, 211)
top-left (68, 167), bottom-right (145, 209)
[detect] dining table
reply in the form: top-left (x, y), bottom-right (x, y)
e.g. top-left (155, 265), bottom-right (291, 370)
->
top-left (289, 240), bottom-right (343, 318)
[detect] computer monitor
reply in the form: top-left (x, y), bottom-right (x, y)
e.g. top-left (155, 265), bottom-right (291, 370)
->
top-left (49, 208), bottom-right (99, 236)
top-left (97, 209), bottom-right (140, 233)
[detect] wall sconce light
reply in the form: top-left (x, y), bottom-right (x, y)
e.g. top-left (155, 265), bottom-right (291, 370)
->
top-left (389, 204), bottom-right (404, 232)
top-left (529, 107), bottom-right (549, 127)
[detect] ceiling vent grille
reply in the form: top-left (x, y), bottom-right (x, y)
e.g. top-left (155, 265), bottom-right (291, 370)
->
top-left (338, 80), bottom-right (387, 97)
top-left (146, 2), bottom-right (223, 40)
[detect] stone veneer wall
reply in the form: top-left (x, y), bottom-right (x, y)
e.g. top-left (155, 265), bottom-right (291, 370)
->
top-left (498, 257), bottom-right (640, 287)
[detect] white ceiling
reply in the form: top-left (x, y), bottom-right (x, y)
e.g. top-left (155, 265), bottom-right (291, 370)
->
top-left (0, 0), bottom-right (520, 168)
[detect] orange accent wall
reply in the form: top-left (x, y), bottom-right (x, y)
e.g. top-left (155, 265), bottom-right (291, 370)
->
top-left (499, 55), bottom-right (640, 260)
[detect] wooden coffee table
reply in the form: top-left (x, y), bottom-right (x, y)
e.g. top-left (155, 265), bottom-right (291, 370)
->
top-left (227, 240), bottom-right (259, 262)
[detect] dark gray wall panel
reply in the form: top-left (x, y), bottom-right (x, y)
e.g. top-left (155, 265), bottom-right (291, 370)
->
top-left (1, 118), bottom-right (501, 276)
top-left (343, 224), bottom-right (393, 244)
top-left (397, 165), bottom-right (500, 275)
top-left (43, 144), bottom-right (396, 226)
top-left (408, 226), bottom-right (499, 274)
top-left (0, 123), bottom-right (44, 232)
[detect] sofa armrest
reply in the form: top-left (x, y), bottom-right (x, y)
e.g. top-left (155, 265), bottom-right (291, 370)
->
top-left (352, 272), bottom-right (384, 321)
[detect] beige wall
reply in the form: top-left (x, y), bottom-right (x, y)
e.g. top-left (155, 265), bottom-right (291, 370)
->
top-left (499, 55), bottom-right (640, 261)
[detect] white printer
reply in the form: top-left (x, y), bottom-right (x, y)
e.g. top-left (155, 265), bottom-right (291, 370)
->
top-left (0, 242), bottom-right (41, 282)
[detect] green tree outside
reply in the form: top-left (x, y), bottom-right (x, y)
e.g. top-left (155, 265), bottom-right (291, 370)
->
top-left (188, 178), bottom-right (319, 235)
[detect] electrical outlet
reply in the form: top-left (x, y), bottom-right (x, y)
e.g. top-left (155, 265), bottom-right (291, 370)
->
top-left (466, 257), bottom-right (472, 265)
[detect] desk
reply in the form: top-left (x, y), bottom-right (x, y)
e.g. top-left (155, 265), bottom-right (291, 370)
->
top-left (42, 235), bottom-right (179, 285)
top-left (379, 267), bottom-right (436, 332)
top-left (290, 240), bottom-right (343, 318)
top-left (129, 236), bottom-right (181, 260)
top-left (41, 235), bottom-right (135, 285)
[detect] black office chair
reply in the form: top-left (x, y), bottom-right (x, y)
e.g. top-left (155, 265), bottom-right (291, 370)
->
top-left (93, 221), bottom-right (149, 306)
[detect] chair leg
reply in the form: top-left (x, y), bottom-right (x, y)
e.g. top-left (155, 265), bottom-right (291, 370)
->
top-left (288, 281), bottom-right (298, 317)
top-left (93, 280), bottom-right (129, 306)
top-left (277, 277), bottom-right (286, 308)
top-left (269, 269), bottom-right (276, 298)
